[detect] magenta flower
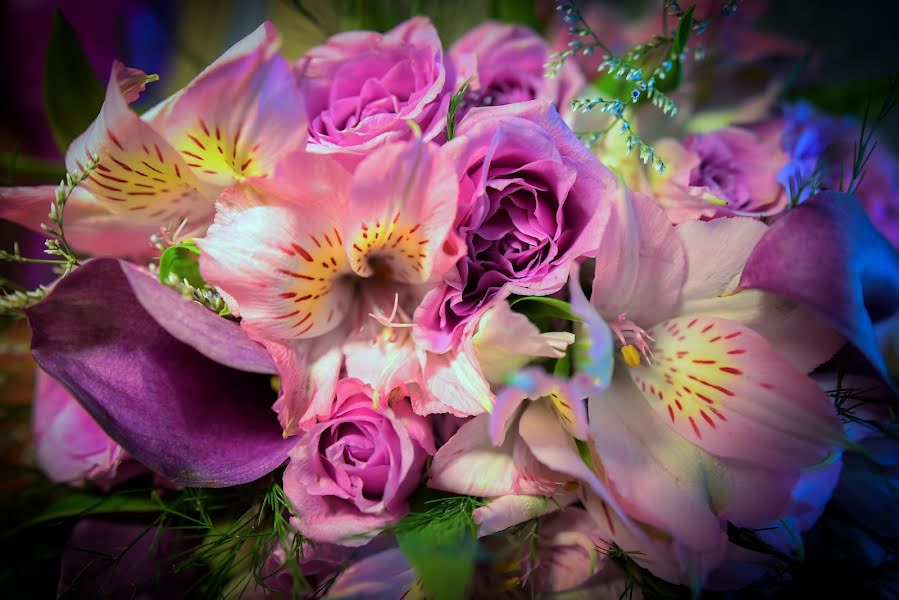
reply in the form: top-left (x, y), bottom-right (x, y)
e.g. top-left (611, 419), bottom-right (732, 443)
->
top-left (449, 21), bottom-right (583, 122)
top-left (32, 370), bottom-right (127, 487)
top-left (283, 378), bottom-right (434, 546)
top-left (649, 127), bottom-right (788, 223)
top-left (415, 100), bottom-right (614, 352)
top-left (299, 17), bottom-right (451, 153)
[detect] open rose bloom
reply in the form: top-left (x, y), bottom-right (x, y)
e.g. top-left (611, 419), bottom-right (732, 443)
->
top-left (3, 4), bottom-right (899, 599)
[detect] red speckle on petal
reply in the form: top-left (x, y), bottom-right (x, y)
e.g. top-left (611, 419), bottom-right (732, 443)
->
top-left (689, 416), bottom-right (702, 439)
top-left (292, 244), bottom-right (313, 262)
top-left (668, 405), bottom-right (675, 422)
top-left (687, 318), bottom-right (698, 329)
top-left (719, 367), bottom-right (742, 375)
top-left (701, 324), bottom-right (714, 333)
top-left (725, 331), bottom-right (742, 339)
top-left (727, 349), bottom-right (746, 355)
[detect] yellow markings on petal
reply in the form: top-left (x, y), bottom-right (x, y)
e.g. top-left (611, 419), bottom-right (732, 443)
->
top-left (620, 344), bottom-right (641, 368)
top-left (348, 211), bottom-right (430, 283)
top-left (273, 228), bottom-right (351, 337)
top-left (177, 118), bottom-right (262, 183)
top-left (631, 316), bottom-right (744, 441)
top-left (80, 136), bottom-right (198, 219)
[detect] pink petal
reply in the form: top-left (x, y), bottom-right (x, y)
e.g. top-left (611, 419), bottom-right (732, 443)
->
top-left (518, 401), bottom-right (631, 529)
top-left (632, 315), bottom-right (843, 469)
top-left (147, 22), bottom-right (306, 187)
top-left (198, 203), bottom-right (353, 341)
top-left (343, 138), bottom-right (458, 284)
top-left (66, 61), bottom-right (213, 227)
top-left (429, 414), bottom-right (561, 497)
top-left (676, 216), bottom-right (844, 372)
top-left (591, 186), bottom-right (686, 326)
top-left (418, 348), bottom-right (493, 417)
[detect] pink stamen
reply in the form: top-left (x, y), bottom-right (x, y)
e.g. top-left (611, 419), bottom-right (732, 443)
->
top-left (609, 313), bottom-right (654, 364)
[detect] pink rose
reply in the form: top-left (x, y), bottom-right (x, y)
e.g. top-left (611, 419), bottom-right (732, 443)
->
top-left (32, 370), bottom-right (127, 486)
top-left (450, 21), bottom-right (583, 122)
top-left (415, 100), bottom-right (614, 352)
top-left (283, 378), bottom-right (435, 546)
top-left (298, 17), bottom-right (451, 153)
top-left (649, 127), bottom-right (788, 223)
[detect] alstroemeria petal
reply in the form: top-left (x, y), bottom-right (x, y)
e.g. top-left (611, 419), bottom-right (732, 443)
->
top-left (676, 216), bottom-right (843, 372)
top-left (343, 139), bottom-right (458, 283)
top-left (147, 22), bottom-right (306, 187)
top-left (324, 548), bottom-right (417, 600)
top-left (67, 61), bottom-right (212, 225)
top-left (0, 186), bottom-right (161, 258)
top-left (429, 414), bottom-right (560, 497)
top-left (419, 349), bottom-right (494, 417)
top-left (588, 376), bottom-right (727, 553)
top-left (27, 259), bottom-right (292, 487)
top-left (199, 204), bottom-right (353, 340)
top-left (518, 401), bottom-right (630, 527)
top-left (738, 191), bottom-right (899, 383)
top-left (633, 316), bottom-right (842, 469)
top-left (591, 186), bottom-right (686, 326)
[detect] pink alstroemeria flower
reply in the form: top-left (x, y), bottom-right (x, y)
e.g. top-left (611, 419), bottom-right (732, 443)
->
top-left (1, 22), bottom-right (305, 258)
top-left (199, 137), bottom-right (470, 433)
top-left (574, 185), bottom-right (846, 583)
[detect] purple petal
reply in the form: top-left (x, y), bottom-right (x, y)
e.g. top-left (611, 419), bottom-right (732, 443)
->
top-left (738, 192), bottom-right (899, 384)
top-left (27, 258), bottom-right (292, 487)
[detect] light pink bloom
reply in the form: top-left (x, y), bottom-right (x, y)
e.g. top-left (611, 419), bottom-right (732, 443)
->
top-left (199, 138), bottom-right (462, 433)
top-left (1, 22), bottom-right (305, 258)
top-left (299, 17), bottom-right (450, 153)
top-left (577, 185), bottom-right (846, 583)
top-left (282, 378), bottom-right (434, 546)
top-left (449, 21), bottom-right (583, 122)
top-left (32, 370), bottom-right (126, 486)
top-left (649, 127), bottom-right (788, 223)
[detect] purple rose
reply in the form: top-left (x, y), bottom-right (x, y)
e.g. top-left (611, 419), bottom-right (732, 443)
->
top-left (450, 21), bottom-right (583, 122)
top-left (415, 100), bottom-right (614, 352)
top-left (32, 370), bottom-right (127, 487)
top-left (283, 378), bottom-right (435, 546)
top-left (649, 127), bottom-right (788, 223)
top-left (298, 17), bottom-right (451, 153)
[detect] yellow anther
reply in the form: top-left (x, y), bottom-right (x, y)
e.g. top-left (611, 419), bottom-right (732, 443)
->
top-left (497, 577), bottom-right (521, 593)
top-left (270, 376), bottom-right (282, 393)
top-left (494, 558), bottom-right (521, 574)
top-left (620, 344), bottom-right (641, 368)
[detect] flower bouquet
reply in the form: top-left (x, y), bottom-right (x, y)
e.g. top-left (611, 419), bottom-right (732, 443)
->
top-left (1, 1), bottom-right (898, 598)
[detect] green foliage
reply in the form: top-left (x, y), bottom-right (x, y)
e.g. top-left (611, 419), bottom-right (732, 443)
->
top-left (673, 5), bottom-right (695, 55)
top-left (12, 491), bottom-right (163, 533)
top-left (2, 151), bottom-right (66, 185)
top-left (842, 76), bottom-right (899, 195)
top-left (395, 490), bottom-right (483, 600)
top-left (491, 0), bottom-right (539, 29)
top-left (159, 242), bottom-right (204, 288)
top-left (510, 295), bottom-right (582, 326)
top-left (44, 10), bottom-right (105, 152)
top-left (446, 77), bottom-right (473, 141)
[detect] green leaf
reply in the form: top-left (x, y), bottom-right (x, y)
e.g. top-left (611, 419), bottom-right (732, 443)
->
top-left (13, 491), bottom-right (162, 533)
top-left (2, 151), bottom-right (66, 185)
top-left (446, 77), bottom-right (473, 141)
top-left (673, 5), bottom-right (695, 54)
top-left (510, 296), bottom-right (582, 323)
top-left (44, 10), bottom-right (105, 152)
top-left (491, 0), bottom-right (539, 29)
top-left (396, 491), bottom-right (480, 600)
top-left (158, 242), bottom-right (204, 288)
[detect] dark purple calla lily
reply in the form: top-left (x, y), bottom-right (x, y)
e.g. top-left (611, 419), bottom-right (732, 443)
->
top-left (738, 192), bottom-right (899, 386)
top-left (26, 258), bottom-right (293, 487)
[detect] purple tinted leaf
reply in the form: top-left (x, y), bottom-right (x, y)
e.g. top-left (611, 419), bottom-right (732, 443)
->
top-left (27, 258), bottom-right (292, 487)
top-left (738, 192), bottom-right (899, 385)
